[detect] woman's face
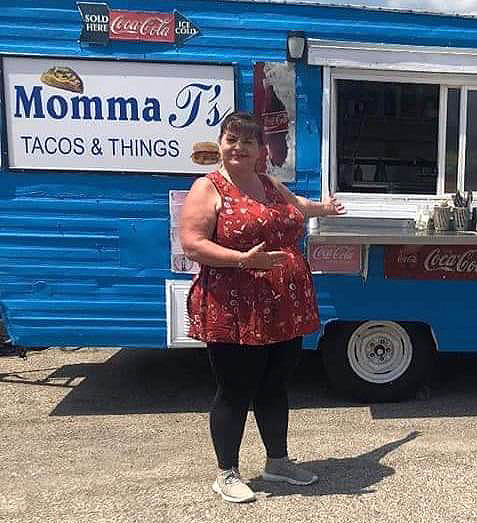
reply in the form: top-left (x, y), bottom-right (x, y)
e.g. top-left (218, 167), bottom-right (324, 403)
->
top-left (219, 129), bottom-right (261, 173)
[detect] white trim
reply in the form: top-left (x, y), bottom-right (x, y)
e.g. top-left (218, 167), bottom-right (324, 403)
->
top-left (437, 86), bottom-right (447, 196)
top-left (327, 67), bottom-right (447, 213)
top-left (330, 73), bottom-right (338, 194)
top-left (321, 66), bottom-right (331, 198)
top-left (331, 68), bottom-right (477, 87)
top-left (165, 280), bottom-right (205, 349)
top-left (333, 193), bottom-right (447, 219)
top-left (458, 87), bottom-right (468, 192)
top-left (308, 39), bottom-right (477, 75)
top-left (318, 48), bottom-right (477, 215)
top-left (463, 87), bottom-right (477, 191)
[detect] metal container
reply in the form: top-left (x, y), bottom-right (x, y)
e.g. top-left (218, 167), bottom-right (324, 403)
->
top-left (453, 207), bottom-right (470, 231)
top-left (433, 205), bottom-right (451, 232)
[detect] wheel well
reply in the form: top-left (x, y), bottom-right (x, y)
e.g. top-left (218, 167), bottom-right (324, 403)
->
top-left (320, 320), bottom-right (437, 352)
top-left (319, 319), bottom-right (438, 401)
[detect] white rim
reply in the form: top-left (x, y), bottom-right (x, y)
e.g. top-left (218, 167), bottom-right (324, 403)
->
top-left (347, 321), bottom-right (413, 384)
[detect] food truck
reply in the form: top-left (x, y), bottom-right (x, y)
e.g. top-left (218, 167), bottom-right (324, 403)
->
top-left (3, 0), bottom-right (477, 402)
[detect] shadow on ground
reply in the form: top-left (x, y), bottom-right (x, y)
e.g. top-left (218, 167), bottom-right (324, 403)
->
top-left (2, 348), bottom-right (477, 418)
top-left (248, 431), bottom-right (420, 498)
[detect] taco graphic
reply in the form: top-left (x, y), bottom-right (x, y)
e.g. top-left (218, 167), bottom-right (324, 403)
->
top-left (40, 66), bottom-right (84, 94)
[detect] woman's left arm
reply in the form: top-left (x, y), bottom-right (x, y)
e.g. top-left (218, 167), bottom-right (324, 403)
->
top-left (269, 177), bottom-right (346, 218)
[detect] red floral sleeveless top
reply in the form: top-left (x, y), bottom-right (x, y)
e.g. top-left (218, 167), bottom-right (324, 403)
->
top-left (187, 171), bottom-right (320, 345)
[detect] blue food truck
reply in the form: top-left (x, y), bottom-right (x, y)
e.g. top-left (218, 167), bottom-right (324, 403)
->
top-left (2, 0), bottom-right (477, 402)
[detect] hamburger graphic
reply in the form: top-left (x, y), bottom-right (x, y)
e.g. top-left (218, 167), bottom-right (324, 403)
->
top-left (191, 141), bottom-right (220, 165)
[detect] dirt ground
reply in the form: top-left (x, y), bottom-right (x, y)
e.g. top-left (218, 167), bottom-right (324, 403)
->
top-left (1, 347), bottom-right (477, 523)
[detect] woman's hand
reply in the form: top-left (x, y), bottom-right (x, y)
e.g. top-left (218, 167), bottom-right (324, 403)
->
top-left (240, 241), bottom-right (288, 269)
top-left (322, 194), bottom-right (346, 216)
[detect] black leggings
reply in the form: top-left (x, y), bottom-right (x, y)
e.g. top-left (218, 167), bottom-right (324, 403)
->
top-left (207, 337), bottom-right (302, 470)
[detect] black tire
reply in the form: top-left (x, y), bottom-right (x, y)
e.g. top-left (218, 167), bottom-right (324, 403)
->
top-left (321, 321), bottom-right (435, 402)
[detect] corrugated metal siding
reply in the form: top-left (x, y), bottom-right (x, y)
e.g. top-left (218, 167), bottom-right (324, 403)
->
top-left (0, 174), bottom-right (178, 347)
top-left (316, 247), bottom-right (477, 351)
top-left (2, 1), bottom-right (477, 348)
top-left (0, 0), bottom-right (300, 348)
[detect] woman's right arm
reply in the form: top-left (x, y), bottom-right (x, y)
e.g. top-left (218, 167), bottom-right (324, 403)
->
top-left (180, 177), bottom-right (287, 269)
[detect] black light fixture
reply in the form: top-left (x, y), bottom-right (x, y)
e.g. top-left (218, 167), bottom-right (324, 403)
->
top-left (287, 31), bottom-right (306, 62)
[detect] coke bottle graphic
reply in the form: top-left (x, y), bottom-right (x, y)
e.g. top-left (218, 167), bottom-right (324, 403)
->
top-left (262, 78), bottom-right (289, 168)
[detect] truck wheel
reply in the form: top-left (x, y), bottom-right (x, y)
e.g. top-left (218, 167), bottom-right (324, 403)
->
top-left (321, 321), bottom-right (435, 402)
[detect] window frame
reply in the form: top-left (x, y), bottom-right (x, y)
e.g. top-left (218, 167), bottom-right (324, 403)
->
top-left (322, 66), bottom-right (477, 216)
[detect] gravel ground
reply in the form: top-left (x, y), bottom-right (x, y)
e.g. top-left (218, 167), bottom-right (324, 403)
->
top-left (1, 347), bottom-right (477, 523)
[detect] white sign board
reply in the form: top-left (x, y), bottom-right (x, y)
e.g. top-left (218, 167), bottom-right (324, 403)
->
top-left (169, 190), bottom-right (199, 274)
top-left (3, 57), bottom-right (234, 173)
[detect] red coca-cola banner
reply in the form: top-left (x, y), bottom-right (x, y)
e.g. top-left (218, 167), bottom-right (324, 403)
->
top-left (307, 241), bottom-right (362, 273)
top-left (109, 11), bottom-right (175, 42)
top-left (384, 245), bottom-right (477, 280)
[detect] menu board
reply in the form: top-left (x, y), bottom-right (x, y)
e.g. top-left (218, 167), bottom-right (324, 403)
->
top-left (3, 57), bottom-right (234, 173)
top-left (169, 190), bottom-right (199, 273)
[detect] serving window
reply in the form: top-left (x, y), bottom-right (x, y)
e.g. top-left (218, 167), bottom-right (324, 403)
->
top-left (335, 79), bottom-right (439, 195)
top-left (326, 68), bottom-right (477, 212)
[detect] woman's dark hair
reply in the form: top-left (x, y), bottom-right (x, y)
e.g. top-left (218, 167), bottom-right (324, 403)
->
top-left (218, 111), bottom-right (264, 145)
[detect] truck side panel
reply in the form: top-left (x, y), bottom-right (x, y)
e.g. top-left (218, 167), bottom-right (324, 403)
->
top-left (0, 0), bottom-right (318, 348)
top-left (3, 1), bottom-right (477, 348)
top-left (314, 247), bottom-right (477, 352)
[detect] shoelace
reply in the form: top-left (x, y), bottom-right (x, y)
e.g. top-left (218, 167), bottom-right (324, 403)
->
top-left (223, 470), bottom-right (242, 486)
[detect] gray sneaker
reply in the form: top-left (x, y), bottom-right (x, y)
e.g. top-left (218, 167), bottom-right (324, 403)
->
top-left (262, 457), bottom-right (318, 485)
top-left (212, 468), bottom-right (256, 503)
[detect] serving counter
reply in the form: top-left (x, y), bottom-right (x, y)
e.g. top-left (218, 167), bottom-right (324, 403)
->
top-left (308, 229), bottom-right (477, 245)
top-left (308, 215), bottom-right (477, 244)
top-left (306, 216), bottom-right (477, 276)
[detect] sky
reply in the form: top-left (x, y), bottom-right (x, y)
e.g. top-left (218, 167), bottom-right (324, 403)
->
top-left (277, 0), bottom-right (477, 17)
top-left (349, 0), bottom-right (477, 15)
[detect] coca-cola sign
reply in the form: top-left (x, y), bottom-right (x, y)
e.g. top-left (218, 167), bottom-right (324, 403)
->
top-left (307, 241), bottom-right (362, 273)
top-left (263, 111), bottom-right (289, 134)
top-left (78, 3), bottom-right (200, 46)
top-left (109, 12), bottom-right (175, 42)
top-left (253, 62), bottom-right (296, 182)
top-left (385, 245), bottom-right (477, 280)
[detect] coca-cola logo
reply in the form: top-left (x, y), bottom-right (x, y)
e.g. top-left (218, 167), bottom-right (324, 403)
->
top-left (313, 245), bottom-right (355, 262)
top-left (385, 245), bottom-right (477, 280)
top-left (263, 111), bottom-right (289, 134)
top-left (423, 248), bottom-right (477, 273)
top-left (397, 250), bottom-right (418, 266)
top-left (78, 4), bottom-right (200, 46)
top-left (308, 242), bottom-right (361, 273)
top-left (110, 15), bottom-right (172, 39)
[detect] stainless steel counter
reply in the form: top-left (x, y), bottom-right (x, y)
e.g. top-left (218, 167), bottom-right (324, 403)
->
top-left (308, 229), bottom-right (477, 245)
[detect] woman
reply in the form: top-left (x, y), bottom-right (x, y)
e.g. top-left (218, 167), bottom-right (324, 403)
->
top-left (180, 112), bottom-right (345, 503)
